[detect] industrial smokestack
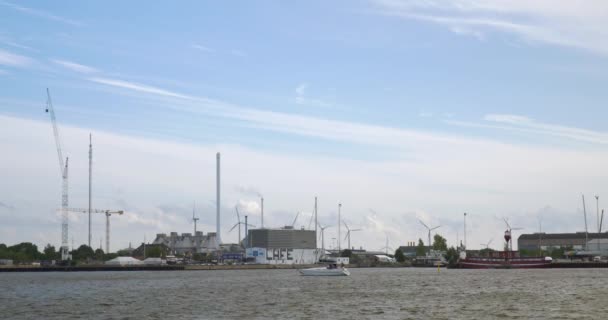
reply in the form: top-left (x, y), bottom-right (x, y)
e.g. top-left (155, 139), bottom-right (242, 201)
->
top-left (261, 197), bottom-right (264, 229)
top-left (216, 152), bottom-right (221, 244)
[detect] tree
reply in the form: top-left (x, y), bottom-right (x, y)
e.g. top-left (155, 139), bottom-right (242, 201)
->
top-left (43, 244), bottom-right (58, 260)
top-left (116, 249), bottom-right (132, 257)
top-left (432, 234), bottom-right (447, 251)
top-left (94, 249), bottom-right (105, 261)
top-left (445, 246), bottom-right (459, 266)
top-left (71, 245), bottom-right (95, 261)
top-left (394, 248), bottom-right (405, 262)
top-left (0, 243), bottom-right (9, 259)
top-left (8, 242), bottom-right (42, 261)
top-left (145, 246), bottom-right (162, 258)
top-left (341, 249), bottom-right (352, 258)
top-left (415, 239), bottom-right (426, 256)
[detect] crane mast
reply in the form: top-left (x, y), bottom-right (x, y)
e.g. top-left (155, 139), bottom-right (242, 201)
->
top-left (65, 208), bottom-right (123, 253)
top-left (46, 89), bottom-right (70, 261)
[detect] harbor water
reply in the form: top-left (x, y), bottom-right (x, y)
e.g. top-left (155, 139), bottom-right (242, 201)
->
top-left (1, 268), bottom-right (607, 319)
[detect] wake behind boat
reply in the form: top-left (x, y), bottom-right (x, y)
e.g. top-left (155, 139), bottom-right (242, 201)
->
top-left (299, 264), bottom-right (350, 276)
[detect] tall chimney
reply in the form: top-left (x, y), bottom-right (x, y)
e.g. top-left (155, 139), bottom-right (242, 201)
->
top-left (216, 152), bottom-right (221, 244)
top-left (88, 134), bottom-right (92, 248)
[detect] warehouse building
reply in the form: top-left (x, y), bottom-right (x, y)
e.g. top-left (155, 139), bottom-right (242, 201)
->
top-left (245, 227), bottom-right (319, 264)
top-left (518, 232), bottom-right (608, 251)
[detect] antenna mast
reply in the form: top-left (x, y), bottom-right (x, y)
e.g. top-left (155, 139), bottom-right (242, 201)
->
top-left (88, 134), bottom-right (92, 247)
top-left (338, 203), bottom-right (342, 252)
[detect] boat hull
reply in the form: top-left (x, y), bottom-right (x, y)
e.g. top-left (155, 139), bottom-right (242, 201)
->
top-left (457, 258), bottom-right (552, 269)
top-left (299, 267), bottom-right (350, 276)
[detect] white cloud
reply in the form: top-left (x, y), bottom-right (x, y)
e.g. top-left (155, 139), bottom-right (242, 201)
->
top-left (371, 0), bottom-right (608, 55)
top-left (88, 77), bottom-right (195, 100)
top-left (447, 114), bottom-right (608, 145)
top-left (51, 59), bottom-right (98, 74)
top-left (0, 1), bottom-right (82, 26)
top-left (191, 44), bottom-right (214, 52)
top-left (295, 83), bottom-right (308, 96)
top-left (294, 82), bottom-right (333, 108)
top-left (1, 113), bottom-right (606, 252)
top-left (0, 49), bottom-right (32, 67)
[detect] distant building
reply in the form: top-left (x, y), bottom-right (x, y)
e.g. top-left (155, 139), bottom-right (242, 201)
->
top-left (151, 231), bottom-right (220, 255)
top-left (518, 232), bottom-right (608, 251)
top-left (586, 239), bottom-right (608, 255)
top-left (0, 259), bottom-right (13, 266)
top-left (244, 227), bottom-right (318, 264)
top-left (397, 245), bottom-right (431, 258)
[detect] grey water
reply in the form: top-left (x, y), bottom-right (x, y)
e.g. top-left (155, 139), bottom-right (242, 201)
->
top-left (1, 268), bottom-right (607, 319)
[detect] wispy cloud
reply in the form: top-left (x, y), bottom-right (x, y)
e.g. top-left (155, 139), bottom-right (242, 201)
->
top-left (85, 75), bottom-right (608, 151)
top-left (0, 1), bottom-right (82, 26)
top-left (0, 201), bottom-right (15, 210)
top-left (371, 0), bottom-right (608, 55)
top-left (294, 82), bottom-right (333, 108)
top-left (0, 49), bottom-right (32, 67)
top-left (88, 77), bottom-right (195, 100)
top-left (191, 43), bottom-right (214, 53)
top-left (51, 59), bottom-right (98, 74)
top-left (235, 185), bottom-right (263, 198)
top-left (0, 37), bottom-right (36, 52)
top-left (446, 113), bottom-right (608, 145)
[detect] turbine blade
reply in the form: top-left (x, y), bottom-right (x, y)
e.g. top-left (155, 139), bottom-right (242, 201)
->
top-left (418, 219), bottom-right (429, 230)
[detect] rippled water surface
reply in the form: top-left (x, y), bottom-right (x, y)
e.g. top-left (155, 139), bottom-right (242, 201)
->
top-left (1, 268), bottom-right (607, 319)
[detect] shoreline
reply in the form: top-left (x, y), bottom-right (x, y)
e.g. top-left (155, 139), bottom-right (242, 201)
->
top-left (1, 261), bottom-right (607, 272)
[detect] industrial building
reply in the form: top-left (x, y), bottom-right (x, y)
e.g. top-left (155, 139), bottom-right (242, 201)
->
top-left (152, 231), bottom-right (220, 255)
top-left (518, 232), bottom-right (608, 251)
top-left (245, 227), bottom-right (319, 264)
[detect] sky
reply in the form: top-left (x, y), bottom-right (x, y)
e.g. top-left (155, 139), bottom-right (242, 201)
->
top-left (2, 0), bottom-right (608, 252)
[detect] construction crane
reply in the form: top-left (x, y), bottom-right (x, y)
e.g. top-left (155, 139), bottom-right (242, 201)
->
top-left (64, 208), bottom-right (123, 253)
top-left (45, 89), bottom-right (70, 261)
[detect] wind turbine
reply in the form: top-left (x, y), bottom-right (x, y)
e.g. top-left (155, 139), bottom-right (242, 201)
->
top-left (343, 221), bottom-right (361, 250)
top-left (291, 211), bottom-right (301, 228)
top-left (318, 223), bottom-right (331, 252)
top-left (230, 206), bottom-right (255, 246)
top-left (418, 219), bottom-right (440, 254)
top-left (192, 201), bottom-right (199, 234)
top-left (503, 218), bottom-right (522, 252)
top-left (481, 239), bottom-right (493, 250)
top-left (380, 234), bottom-right (393, 255)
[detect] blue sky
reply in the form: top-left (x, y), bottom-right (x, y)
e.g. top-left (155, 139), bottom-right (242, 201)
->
top-left (2, 1), bottom-right (608, 251)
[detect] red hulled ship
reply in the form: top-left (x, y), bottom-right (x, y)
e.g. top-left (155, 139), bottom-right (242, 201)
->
top-left (457, 228), bottom-right (553, 269)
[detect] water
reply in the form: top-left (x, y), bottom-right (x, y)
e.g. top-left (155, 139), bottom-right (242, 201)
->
top-left (1, 268), bottom-right (607, 319)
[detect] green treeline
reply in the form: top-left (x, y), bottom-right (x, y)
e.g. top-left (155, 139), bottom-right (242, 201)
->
top-left (0, 242), bottom-right (110, 263)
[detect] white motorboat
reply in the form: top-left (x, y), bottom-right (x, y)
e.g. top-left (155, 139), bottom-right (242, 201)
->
top-left (299, 264), bottom-right (350, 276)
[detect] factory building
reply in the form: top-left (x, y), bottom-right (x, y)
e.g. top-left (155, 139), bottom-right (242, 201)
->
top-left (245, 227), bottom-right (319, 264)
top-left (152, 231), bottom-right (220, 255)
top-left (518, 232), bottom-right (608, 251)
